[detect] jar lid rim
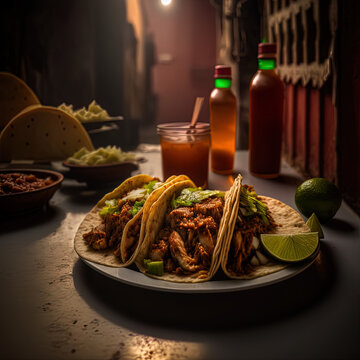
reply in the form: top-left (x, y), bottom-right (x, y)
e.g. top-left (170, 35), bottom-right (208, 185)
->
top-left (157, 122), bottom-right (210, 134)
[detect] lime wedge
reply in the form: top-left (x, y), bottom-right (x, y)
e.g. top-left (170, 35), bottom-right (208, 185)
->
top-left (306, 213), bottom-right (324, 238)
top-left (260, 232), bottom-right (319, 263)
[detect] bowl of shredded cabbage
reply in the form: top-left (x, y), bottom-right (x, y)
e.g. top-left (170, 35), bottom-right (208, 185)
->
top-left (63, 146), bottom-right (139, 184)
top-left (58, 100), bottom-right (124, 130)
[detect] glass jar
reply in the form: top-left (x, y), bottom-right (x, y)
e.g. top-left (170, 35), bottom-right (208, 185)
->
top-left (157, 122), bottom-right (210, 188)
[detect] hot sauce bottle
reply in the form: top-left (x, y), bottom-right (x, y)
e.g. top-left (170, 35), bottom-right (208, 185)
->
top-left (249, 43), bottom-right (284, 178)
top-left (209, 65), bottom-right (237, 174)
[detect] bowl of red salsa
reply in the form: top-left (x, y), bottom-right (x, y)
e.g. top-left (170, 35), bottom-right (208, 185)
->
top-left (0, 169), bottom-right (64, 215)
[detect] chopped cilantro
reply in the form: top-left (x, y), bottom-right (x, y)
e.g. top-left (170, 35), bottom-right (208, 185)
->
top-left (99, 199), bottom-right (120, 218)
top-left (143, 180), bottom-right (160, 194)
top-left (130, 199), bottom-right (146, 216)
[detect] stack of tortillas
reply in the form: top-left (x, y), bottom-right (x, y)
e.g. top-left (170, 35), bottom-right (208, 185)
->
top-left (0, 72), bottom-right (94, 161)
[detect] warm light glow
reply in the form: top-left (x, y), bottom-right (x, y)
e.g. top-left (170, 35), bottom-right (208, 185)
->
top-left (161, 0), bottom-right (172, 6)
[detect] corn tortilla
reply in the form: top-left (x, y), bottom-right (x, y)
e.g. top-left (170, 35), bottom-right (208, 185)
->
top-left (0, 72), bottom-right (40, 129)
top-left (0, 105), bottom-right (94, 161)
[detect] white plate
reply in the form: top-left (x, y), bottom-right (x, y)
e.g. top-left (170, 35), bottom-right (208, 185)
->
top-left (82, 253), bottom-right (318, 293)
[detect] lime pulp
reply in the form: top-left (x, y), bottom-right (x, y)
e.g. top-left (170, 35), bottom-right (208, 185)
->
top-left (306, 213), bottom-right (324, 239)
top-left (260, 232), bottom-right (319, 263)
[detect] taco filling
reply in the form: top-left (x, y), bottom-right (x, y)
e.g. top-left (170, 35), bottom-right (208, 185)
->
top-left (226, 184), bottom-right (278, 275)
top-left (83, 180), bottom-right (162, 258)
top-left (145, 187), bottom-right (225, 276)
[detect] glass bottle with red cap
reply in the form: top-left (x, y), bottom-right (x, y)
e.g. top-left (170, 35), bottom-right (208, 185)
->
top-left (209, 65), bottom-right (237, 174)
top-left (249, 42), bottom-right (284, 178)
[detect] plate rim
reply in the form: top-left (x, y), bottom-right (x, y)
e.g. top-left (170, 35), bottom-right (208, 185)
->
top-left (81, 250), bottom-right (319, 294)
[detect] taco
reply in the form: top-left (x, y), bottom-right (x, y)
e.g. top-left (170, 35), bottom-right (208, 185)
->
top-left (0, 105), bottom-right (94, 161)
top-left (74, 174), bottom-right (190, 267)
top-left (0, 72), bottom-right (40, 130)
top-left (136, 180), bottom-right (233, 283)
top-left (220, 175), bottom-right (310, 279)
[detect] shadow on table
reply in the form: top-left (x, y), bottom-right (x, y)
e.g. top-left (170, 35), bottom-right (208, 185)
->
top-left (273, 173), bottom-right (303, 186)
top-left (0, 203), bottom-right (66, 236)
top-left (73, 242), bottom-right (336, 340)
top-left (59, 182), bottom-right (122, 206)
top-left (325, 217), bottom-right (357, 233)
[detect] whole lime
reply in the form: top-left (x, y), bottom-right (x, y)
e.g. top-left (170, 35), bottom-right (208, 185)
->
top-left (295, 178), bottom-right (342, 222)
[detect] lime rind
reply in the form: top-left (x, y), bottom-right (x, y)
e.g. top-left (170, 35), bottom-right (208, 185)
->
top-left (294, 178), bottom-right (342, 222)
top-left (306, 213), bottom-right (324, 239)
top-left (260, 232), bottom-right (319, 263)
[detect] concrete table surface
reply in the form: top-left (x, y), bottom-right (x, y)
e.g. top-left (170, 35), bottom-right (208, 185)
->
top-left (1, 150), bottom-right (359, 360)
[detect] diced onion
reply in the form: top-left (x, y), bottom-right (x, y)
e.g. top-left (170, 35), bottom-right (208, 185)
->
top-left (250, 256), bottom-right (260, 266)
top-left (256, 251), bottom-right (269, 265)
top-left (153, 182), bottom-right (163, 190)
top-left (122, 188), bottom-right (147, 201)
top-left (252, 236), bottom-right (260, 249)
top-left (240, 207), bottom-right (248, 216)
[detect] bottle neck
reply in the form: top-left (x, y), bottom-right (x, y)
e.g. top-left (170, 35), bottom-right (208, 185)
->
top-left (258, 58), bottom-right (276, 70)
top-left (214, 78), bottom-right (232, 88)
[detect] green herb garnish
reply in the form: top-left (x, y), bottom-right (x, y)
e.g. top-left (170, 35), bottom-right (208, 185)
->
top-left (130, 199), bottom-right (146, 216)
top-left (172, 187), bottom-right (225, 208)
top-left (240, 186), bottom-right (269, 224)
top-left (99, 199), bottom-right (120, 218)
top-left (143, 180), bottom-right (158, 193)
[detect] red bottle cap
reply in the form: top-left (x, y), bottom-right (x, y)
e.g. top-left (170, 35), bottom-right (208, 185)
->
top-left (258, 43), bottom-right (277, 58)
top-left (214, 65), bottom-right (232, 78)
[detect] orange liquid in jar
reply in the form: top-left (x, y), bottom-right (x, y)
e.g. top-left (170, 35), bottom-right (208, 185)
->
top-left (249, 69), bottom-right (284, 178)
top-left (209, 88), bottom-right (236, 174)
top-left (160, 138), bottom-right (209, 188)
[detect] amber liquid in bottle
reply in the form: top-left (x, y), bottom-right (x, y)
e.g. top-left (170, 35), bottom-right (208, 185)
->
top-left (249, 58), bottom-right (284, 178)
top-left (209, 78), bottom-right (237, 174)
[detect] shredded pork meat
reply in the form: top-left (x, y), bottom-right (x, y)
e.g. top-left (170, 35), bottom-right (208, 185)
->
top-left (83, 200), bottom-right (135, 257)
top-left (168, 231), bottom-right (201, 272)
top-left (82, 223), bottom-right (107, 250)
top-left (150, 197), bottom-right (224, 275)
top-left (227, 204), bottom-right (277, 275)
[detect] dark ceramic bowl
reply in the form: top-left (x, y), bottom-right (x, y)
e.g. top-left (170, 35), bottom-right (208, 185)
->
top-left (62, 161), bottom-right (138, 184)
top-left (0, 169), bottom-right (64, 215)
top-left (81, 116), bottom-right (124, 131)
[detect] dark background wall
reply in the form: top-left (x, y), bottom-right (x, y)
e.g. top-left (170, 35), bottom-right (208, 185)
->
top-left (0, 0), bottom-right (128, 117)
top-left (264, 0), bottom-right (360, 215)
top-left (337, 0), bottom-right (360, 214)
top-left (143, 0), bottom-right (216, 125)
top-left (0, 0), bottom-right (217, 135)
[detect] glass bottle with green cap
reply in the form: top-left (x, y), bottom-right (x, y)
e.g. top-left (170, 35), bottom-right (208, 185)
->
top-left (249, 42), bottom-right (284, 178)
top-left (209, 65), bottom-right (237, 174)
